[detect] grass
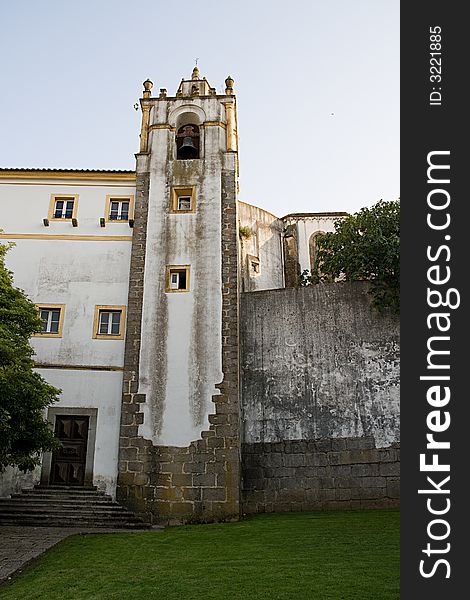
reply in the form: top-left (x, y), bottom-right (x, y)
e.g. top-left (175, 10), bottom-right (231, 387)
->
top-left (1, 509), bottom-right (399, 600)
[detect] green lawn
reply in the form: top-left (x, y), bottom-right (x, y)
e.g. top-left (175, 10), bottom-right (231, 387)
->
top-left (1, 510), bottom-right (399, 600)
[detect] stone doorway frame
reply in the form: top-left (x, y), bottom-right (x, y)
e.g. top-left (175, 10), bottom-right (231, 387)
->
top-left (41, 407), bottom-right (98, 487)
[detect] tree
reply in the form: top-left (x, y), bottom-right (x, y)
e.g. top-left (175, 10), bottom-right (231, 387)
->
top-left (308, 200), bottom-right (400, 313)
top-left (0, 240), bottom-right (61, 472)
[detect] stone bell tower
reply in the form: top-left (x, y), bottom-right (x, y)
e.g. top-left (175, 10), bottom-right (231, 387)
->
top-left (117, 68), bottom-right (241, 523)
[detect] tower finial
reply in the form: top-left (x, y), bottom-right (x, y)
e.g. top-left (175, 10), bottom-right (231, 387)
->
top-left (142, 79), bottom-right (153, 99)
top-left (225, 75), bottom-right (234, 95)
top-left (192, 65), bottom-right (200, 80)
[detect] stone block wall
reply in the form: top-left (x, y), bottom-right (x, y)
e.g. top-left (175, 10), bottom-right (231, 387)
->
top-left (242, 437), bottom-right (400, 514)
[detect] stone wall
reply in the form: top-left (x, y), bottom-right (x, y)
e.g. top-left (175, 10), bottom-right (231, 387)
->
top-left (238, 201), bottom-right (284, 292)
top-left (242, 437), bottom-right (400, 514)
top-left (241, 283), bottom-right (400, 448)
top-left (240, 282), bottom-right (400, 513)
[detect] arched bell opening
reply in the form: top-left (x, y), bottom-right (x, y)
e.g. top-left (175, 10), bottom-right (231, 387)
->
top-left (176, 124), bottom-right (200, 160)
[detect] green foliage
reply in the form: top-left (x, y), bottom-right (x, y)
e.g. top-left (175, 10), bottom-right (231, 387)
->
top-left (311, 200), bottom-right (400, 313)
top-left (238, 225), bottom-right (253, 240)
top-left (0, 241), bottom-right (61, 472)
top-left (298, 269), bottom-right (317, 287)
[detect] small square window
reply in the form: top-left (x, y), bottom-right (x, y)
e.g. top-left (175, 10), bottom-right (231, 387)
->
top-left (34, 304), bottom-right (65, 337)
top-left (105, 196), bottom-right (134, 222)
top-left (247, 254), bottom-right (260, 277)
top-left (93, 306), bottom-right (126, 339)
top-left (170, 187), bottom-right (196, 213)
top-left (166, 266), bottom-right (190, 292)
top-left (48, 195), bottom-right (78, 221)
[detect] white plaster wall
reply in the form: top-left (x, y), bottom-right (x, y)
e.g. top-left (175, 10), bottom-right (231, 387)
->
top-left (37, 368), bottom-right (123, 497)
top-left (0, 180), bottom-right (135, 235)
top-left (0, 369), bottom-right (122, 498)
top-left (0, 178), bottom-right (133, 497)
top-left (138, 96), bottom-right (225, 447)
top-left (0, 466), bottom-right (41, 498)
top-left (238, 201), bottom-right (284, 291)
top-left (4, 239), bottom-right (131, 366)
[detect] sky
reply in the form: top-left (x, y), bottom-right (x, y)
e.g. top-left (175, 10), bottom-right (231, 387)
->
top-left (0, 0), bottom-right (399, 217)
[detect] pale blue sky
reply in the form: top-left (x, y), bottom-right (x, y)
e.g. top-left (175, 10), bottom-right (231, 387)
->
top-left (0, 0), bottom-right (399, 217)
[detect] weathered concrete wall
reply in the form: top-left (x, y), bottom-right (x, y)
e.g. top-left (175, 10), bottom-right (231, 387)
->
top-left (241, 283), bottom-right (399, 448)
top-left (238, 201), bottom-right (284, 292)
top-left (138, 98), bottom-right (225, 447)
top-left (242, 437), bottom-right (400, 513)
top-left (0, 466), bottom-right (40, 498)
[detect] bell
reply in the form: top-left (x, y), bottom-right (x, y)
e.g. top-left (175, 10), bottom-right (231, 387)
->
top-left (178, 136), bottom-right (198, 159)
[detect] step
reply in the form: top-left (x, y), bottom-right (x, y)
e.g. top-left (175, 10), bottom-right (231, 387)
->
top-left (34, 485), bottom-right (98, 491)
top-left (8, 494), bottom-right (113, 503)
top-left (18, 490), bottom-right (106, 499)
top-left (22, 488), bottom-right (105, 496)
top-left (0, 516), bottom-right (149, 529)
top-left (0, 505), bottom-right (138, 516)
top-left (0, 486), bottom-right (149, 529)
top-left (0, 510), bottom-right (145, 521)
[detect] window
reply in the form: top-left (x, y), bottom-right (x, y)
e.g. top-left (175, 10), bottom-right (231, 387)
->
top-left (165, 266), bottom-right (190, 292)
top-left (34, 304), bottom-right (65, 337)
top-left (170, 187), bottom-right (196, 213)
top-left (93, 306), bottom-right (126, 339)
top-left (48, 195), bottom-right (78, 221)
top-left (54, 199), bottom-right (74, 219)
top-left (247, 254), bottom-right (260, 276)
top-left (178, 197), bottom-right (191, 211)
top-left (176, 124), bottom-right (200, 159)
top-left (105, 195), bottom-right (134, 222)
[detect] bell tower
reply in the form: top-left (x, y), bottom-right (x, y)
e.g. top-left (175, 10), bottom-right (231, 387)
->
top-left (118, 68), bottom-right (241, 523)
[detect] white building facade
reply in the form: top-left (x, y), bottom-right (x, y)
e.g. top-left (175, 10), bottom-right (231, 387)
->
top-left (0, 69), bottom-right (350, 515)
top-left (0, 170), bottom-right (135, 496)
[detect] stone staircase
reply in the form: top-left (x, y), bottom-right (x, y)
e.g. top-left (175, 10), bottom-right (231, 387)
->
top-left (0, 486), bottom-right (150, 529)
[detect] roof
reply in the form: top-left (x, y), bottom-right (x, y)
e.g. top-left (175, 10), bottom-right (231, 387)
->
top-left (281, 211), bottom-right (349, 220)
top-left (0, 168), bottom-right (136, 181)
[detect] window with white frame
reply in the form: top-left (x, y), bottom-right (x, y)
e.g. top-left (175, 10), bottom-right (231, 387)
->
top-left (41, 308), bottom-right (60, 333)
top-left (35, 304), bottom-right (65, 337)
top-left (99, 310), bottom-right (121, 335)
top-left (53, 198), bottom-right (75, 219)
top-left (104, 195), bottom-right (134, 223)
top-left (109, 199), bottom-right (130, 221)
top-left (48, 195), bottom-right (78, 222)
top-left (166, 266), bottom-right (190, 292)
top-left (170, 187), bottom-right (196, 213)
top-left (93, 306), bottom-right (126, 339)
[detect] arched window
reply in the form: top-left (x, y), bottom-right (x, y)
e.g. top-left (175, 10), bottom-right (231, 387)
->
top-left (176, 124), bottom-right (200, 159)
top-left (309, 231), bottom-right (325, 273)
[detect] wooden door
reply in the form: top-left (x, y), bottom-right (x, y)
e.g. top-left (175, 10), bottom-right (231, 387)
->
top-left (50, 416), bottom-right (89, 486)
